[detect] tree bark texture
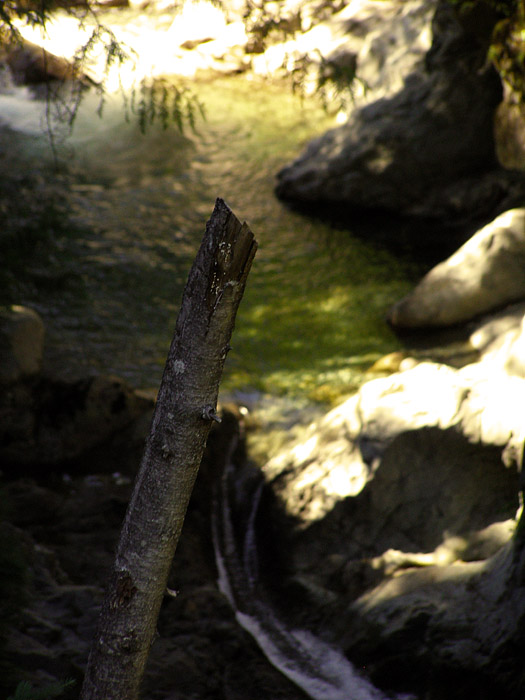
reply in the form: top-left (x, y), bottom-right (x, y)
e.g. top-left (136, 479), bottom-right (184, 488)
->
top-left (80, 198), bottom-right (257, 700)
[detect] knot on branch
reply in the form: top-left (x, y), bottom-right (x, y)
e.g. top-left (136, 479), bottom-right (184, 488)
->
top-left (202, 405), bottom-right (222, 424)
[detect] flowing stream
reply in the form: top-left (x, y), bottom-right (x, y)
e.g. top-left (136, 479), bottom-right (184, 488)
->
top-left (1, 6), bottom-right (422, 417)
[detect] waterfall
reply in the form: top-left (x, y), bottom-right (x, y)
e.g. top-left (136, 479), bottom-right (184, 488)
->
top-left (211, 455), bottom-right (403, 700)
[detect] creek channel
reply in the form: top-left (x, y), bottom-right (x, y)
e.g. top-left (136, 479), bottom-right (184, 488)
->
top-left (2, 6), bottom-right (429, 452)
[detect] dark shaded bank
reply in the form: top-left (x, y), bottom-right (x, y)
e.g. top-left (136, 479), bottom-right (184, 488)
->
top-left (0, 408), bottom-right (309, 700)
top-left (273, 199), bottom-right (493, 267)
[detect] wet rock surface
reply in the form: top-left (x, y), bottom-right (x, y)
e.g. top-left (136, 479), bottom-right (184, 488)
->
top-left (2, 379), bottom-right (523, 698)
top-left (0, 372), bottom-right (154, 473)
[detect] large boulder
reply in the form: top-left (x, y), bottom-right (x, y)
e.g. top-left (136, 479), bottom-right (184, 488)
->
top-left (3, 38), bottom-right (88, 85)
top-left (263, 361), bottom-right (522, 530)
top-left (388, 208), bottom-right (525, 328)
top-left (470, 301), bottom-right (525, 377)
top-left (275, 0), bottom-right (525, 221)
top-left (201, 344), bottom-right (525, 698)
top-left (251, 352), bottom-right (525, 696)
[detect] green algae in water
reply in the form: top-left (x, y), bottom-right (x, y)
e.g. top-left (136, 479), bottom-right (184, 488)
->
top-left (222, 220), bottom-right (415, 402)
top-left (3, 73), bottom-right (419, 401)
top-left (187, 76), bottom-right (419, 401)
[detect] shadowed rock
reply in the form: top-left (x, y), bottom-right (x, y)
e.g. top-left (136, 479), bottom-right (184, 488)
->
top-left (275, 0), bottom-right (525, 222)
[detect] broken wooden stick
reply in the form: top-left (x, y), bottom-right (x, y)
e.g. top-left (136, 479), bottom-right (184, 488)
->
top-left (80, 198), bottom-right (257, 700)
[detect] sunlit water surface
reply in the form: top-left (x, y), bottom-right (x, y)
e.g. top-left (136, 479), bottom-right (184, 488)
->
top-left (2, 7), bottom-right (421, 408)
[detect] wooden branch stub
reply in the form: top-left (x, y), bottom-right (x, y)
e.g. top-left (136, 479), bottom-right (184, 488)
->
top-left (80, 199), bottom-right (257, 700)
top-left (204, 198), bottom-right (257, 312)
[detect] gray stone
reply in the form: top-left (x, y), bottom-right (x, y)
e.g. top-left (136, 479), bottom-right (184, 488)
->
top-left (5, 38), bottom-right (83, 85)
top-left (256, 349), bottom-right (524, 695)
top-left (0, 305), bottom-right (45, 384)
top-left (263, 359), bottom-right (523, 528)
top-left (275, 0), bottom-right (525, 221)
top-left (469, 303), bottom-right (525, 378)
top-left (388, 208), bottom-right (525, 328)
top-left (468, 301), bottom-right (525, 356)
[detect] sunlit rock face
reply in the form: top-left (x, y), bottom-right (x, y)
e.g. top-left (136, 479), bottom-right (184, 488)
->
top-left (263, 361), bottom-right (523, 528)
top-left (471, 301), bottom-right (525, 378)
top-left (275, 0), bottom-right (525, 221)
top-left (252, 0), bottom-right (436, 101)
top-left (388, 208), bottom-right (525, 328)
top-left (259, 360), bottom-right (521, 697)
top-left (256, 315), bottom-right (525, 696)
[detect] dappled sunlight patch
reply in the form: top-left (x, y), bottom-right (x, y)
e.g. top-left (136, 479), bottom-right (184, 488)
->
top-left (14, 14), bottom-right (91, 63)
top-left (357, 557), bottom-right (487, 612)
top-left (1, 28), bottom-right (415, 399)
top-left (290, 434), bottom-right (319, 464)
top-left (223, 224), bottom-right (415, 400)
top-left (166, 0), bottom-right (227, 46)
top-left (234, 357), bottom-right (383, 403)
top-left (226, 272), bottom-right (409, 398)
top-left (323, 456), bottom-right (362, 498)
top-left (263, 353), bottom-right (523, 542)
top-left (13, 0), bottom-right (240, 90)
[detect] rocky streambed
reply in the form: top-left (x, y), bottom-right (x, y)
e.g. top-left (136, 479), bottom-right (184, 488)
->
top-left (3, 0), bottom-right (525, 698)
top-left (3, 198), bottom-right (525, 699)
